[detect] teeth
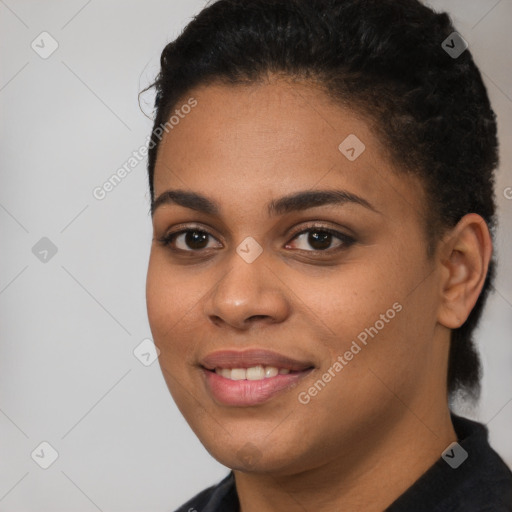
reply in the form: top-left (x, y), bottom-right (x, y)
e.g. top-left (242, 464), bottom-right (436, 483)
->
top-left (214, 365), bottom-right (291, 381)
top-left (220, 368), bottom-right (231, 379)
top-left (231, 368), bottom-right (247, 380)
top-left (246, 365), bottom-right (265, 380)
top-left (265, 366), bottom-right (279, 378)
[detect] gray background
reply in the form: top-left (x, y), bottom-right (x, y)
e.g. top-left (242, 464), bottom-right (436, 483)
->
top-left (0, 0), bottom-right (510, 510)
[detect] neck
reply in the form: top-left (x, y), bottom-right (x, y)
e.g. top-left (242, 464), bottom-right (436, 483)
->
top-left (234, 406), bottom-right (456, 512)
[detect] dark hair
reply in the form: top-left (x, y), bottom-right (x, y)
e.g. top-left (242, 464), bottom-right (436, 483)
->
top-left (142, 0), bottom-right (498, 399)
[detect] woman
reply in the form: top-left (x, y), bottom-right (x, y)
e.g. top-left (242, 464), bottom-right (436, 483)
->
top-left (143, 0), bottom-right (512, 510)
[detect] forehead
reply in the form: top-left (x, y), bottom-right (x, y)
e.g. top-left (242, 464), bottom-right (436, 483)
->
top-left (153, 79), bottom-right (427, 223)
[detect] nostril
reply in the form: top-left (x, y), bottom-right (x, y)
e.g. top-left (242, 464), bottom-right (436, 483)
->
top-left (247, 315), bottom-right (270, 322)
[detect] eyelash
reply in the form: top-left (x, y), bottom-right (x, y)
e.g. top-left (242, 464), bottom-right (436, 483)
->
top-left (156, 224), bottom-right (356, 255)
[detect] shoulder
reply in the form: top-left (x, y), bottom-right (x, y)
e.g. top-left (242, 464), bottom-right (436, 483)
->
top-left (387, 414), bottom-right (512, 512)
top-left (435, 414), bottom-right (512, 511)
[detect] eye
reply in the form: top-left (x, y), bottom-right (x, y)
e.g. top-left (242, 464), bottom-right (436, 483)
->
top-left (156, 224), bottom-right (355, 255)
top-left (157, 228), bottom-right (221, 252)
top-left (285, 227), bottom-right (355, 252)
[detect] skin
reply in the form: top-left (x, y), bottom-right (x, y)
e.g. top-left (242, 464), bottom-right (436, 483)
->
top-left (146, 77), bottom-right (492, 512)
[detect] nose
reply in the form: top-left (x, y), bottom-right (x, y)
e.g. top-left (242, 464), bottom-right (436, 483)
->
top-left (204, 247), bottom-right (291, 330)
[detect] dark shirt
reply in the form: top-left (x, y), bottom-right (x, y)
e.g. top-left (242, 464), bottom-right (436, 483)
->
top-left (174, 414), bottom-right (512, 511)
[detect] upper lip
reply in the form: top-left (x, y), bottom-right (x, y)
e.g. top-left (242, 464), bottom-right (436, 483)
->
top-left (201, 349), bottom-right (315, 372)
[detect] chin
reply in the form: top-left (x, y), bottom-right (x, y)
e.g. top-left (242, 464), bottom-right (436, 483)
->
top-left (200, 436), bottom-right (306, 476)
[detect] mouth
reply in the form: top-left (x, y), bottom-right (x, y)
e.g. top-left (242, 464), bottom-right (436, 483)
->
top-left (200, 349), bottom-right (315, 406)
top-left (211, 365), bottom-right (297, 380)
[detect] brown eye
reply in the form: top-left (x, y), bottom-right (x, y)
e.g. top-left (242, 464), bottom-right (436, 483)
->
top-left (286, 228), bottom-right (355, 252)
top-left (182, 230), bottom-right (209, 250)
top-left (158, 229), bottom-right (221, 251)
top-left (307, 231), bottom-right (332, 250)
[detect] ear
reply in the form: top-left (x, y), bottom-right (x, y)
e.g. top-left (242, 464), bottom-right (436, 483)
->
top-left (437, 213), bottom-right (493, 329)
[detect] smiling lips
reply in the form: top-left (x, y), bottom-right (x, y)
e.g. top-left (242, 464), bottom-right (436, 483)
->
top-left (200, 349), bottom-right (315, 406)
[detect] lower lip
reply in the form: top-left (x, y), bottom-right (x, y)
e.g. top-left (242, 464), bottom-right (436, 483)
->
top-left (202, 368), bottom-right (312, 406)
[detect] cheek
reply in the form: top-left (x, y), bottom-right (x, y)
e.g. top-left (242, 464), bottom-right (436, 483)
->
top-left (301, 245), bottom-right (436, 374)
top-left (146, 253), bottom-right (200, 351)
top-left (317, 266), bottom-right (439, 409)
top-left (288, 258), bottom-right (403, 349)
top-left (146, 254), bottom-right (173, 334)
top-left (146, 254), bottom-right (204, 408)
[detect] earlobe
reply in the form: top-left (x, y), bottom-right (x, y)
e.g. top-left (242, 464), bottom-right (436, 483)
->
top-left (437, 214), bottom-right (492, 329)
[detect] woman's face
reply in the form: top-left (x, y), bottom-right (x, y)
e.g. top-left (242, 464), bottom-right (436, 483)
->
top-left (146, 79), bottom-right (448, 474)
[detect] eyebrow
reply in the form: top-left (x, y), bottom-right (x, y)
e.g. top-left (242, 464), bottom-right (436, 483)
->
top-left (151, 188), bottom-right (378, 217)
